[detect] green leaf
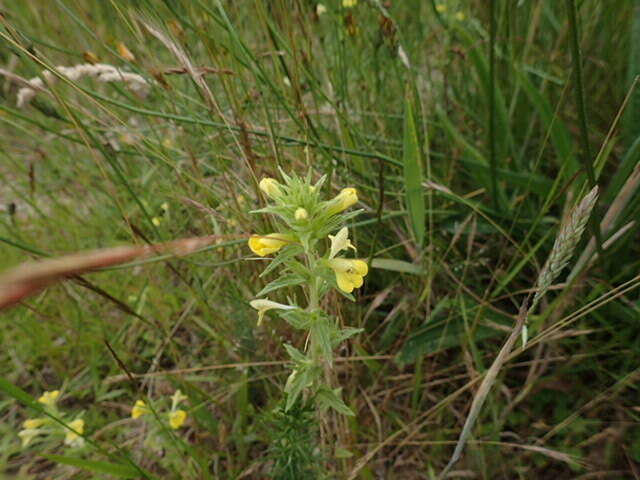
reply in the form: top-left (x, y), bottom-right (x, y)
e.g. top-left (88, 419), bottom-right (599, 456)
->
top-left (285, 365), bottom-right (319, 412)
top-left (259, 245), bottom-right (305, 278)
top-left (283, 343), bottom-right (307, 364)
top-left (311, 316), bottom-right (334, 367)
top-left (0, 376), bottom-right (41, 410)
top-left (256, 273), bottom-right (305, 297)
top-left (403, 93), bottom-right (426, 248)
top-left (335, 447), bottom-right (354, 459)
top-left (371, 258), bottom-right (424, 275)
top-left (45, 455), bottom-right (140, 479)
top-left (279, 309), bottom-right (313, 330)
top-left (332, 327), bottom-right (364, 348)
top-left (315, 386), bottom-right (354, 416)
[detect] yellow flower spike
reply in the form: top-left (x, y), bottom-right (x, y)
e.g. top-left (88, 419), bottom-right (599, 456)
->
top-left (328, 188), bottom-right (358, 215)
top-left (259, 177), bottom-right (283, 198)
top-left (131, 399), bottom-right (149, 419)
top-left (435, 4), bottom-right (447, 13)
top-left (38, 390), bottom-right (60, 407)
top-left (169, 409), bottom-right (187, 429)
top-left (328, 227), bottom-right (356, 259)
top-left (328, 258), bottom-right (368, 293)
top-left (64, 419), bottom-right (85, 446)
top-left (343, 0), bottom-right (357, 7)
top-left (295, 208), bottom-right (309, 221)
top-left (22, 418), bottom-right (46, 430)
top-left (250, 299), bottom-right (297, 326)
top-left (454, 11), bottom-right (466, 21)
top-left (248, 233), bottom-right (292, 257)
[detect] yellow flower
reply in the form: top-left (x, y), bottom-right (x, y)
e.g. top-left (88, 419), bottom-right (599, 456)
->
top-left (22, 418), bottom-right (46, 429)
top-left (18, 428), bottom-right (42, 447)
top-left (248, 233), bottom-right (292, 256)
top-left (328, 227), bottom-right (356, 259)
top-left (259, 177), bottom-right (283, 198)
top-left (131, 400), bottom-right (149, 419)
top-left (316, 3), bottom-right (327, 15)
top-left (169, 409), bottom-right (187, 429)
top-left (454, 11), bottom-right (466, 21)
top-left (117, 41), bottom-right (136, 62)
top-left (328, 258), bottom-right (368, 293)
top-left (328, 188), bottom-right (358, 214)
top-left (250, 299), bottom-right (297, 326)
top-left (38, 390), bottom-right (60, 407)
top-left (295, 208), bottom-right (309, 221)
top-left (171, 390), bottom-right (188, 411)
top-left (64, 419), bottom-right (85, 446)
top-left (343, 0), bottom-right (357, 7)
top-left (435, 4), bottom-right (447, 13)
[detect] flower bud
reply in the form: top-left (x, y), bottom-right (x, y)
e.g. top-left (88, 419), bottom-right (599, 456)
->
top-left (295, 208), bottom-right (309, 221)
top-left (328, 187), bottom-right (358, 214)
top-left (259, 178), bottom-right (282, 198)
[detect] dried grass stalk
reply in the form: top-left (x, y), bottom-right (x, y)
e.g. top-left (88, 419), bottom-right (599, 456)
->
top-left (16, 63), bottom-right (150, 107)
top-left (531, 186), bottom-right (599, 311)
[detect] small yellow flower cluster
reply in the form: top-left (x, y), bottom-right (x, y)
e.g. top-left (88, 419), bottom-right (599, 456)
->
top-left (248, 177), bottom-right (367, 297)
top-left (130, 389), bottom-right (188, 430)
top-left (18, 390), bottom-right (85, 448)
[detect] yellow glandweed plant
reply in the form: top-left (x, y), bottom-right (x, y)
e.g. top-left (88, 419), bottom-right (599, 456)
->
top-left (18, 390), bottom-right (85, 448)
top-left (248, 172), bottom-right (367, 418)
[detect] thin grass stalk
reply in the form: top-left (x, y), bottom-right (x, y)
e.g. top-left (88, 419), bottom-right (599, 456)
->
top-left (489, 0), bottom-right (498, 208)
top-left (438, 186), bottom-right (598, 478)
top-left (565, 0), bottom-right (604, 257)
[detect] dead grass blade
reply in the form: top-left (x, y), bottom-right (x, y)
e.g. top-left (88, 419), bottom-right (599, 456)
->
top-left (0, 235), bottom-right (221, 310)
top-left (437, 299), bottom-right (530, 479)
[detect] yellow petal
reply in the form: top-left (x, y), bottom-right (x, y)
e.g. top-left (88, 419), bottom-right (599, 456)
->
top-left (248, 233), bottom-right (290, 256)
top-left (64, 419), bottom-right (84, 445)
top-left (259, 178), bottom-right (282, 198)
top-left (22, 418), bottom-right (46, 429)
top-left (38, 390), bottom-right (60, 407)
top-left (336, 272), bottom-right (355, 293)
top-left (131, 400), bottom-right (148, 419)
top-left (169, 409), bottom-right (187, 429)
top-left (347, 273), bottom-right (364, 289)
top-left (329, 258), bottom-right (368, 292)
top-left (351, 259), bottom-right (368, 276)
top-left (328, 188), bottom-right (358, 214)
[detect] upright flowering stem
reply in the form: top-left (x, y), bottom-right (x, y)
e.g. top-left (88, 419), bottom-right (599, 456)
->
top-left (247, 173), bottom-right (368, 462)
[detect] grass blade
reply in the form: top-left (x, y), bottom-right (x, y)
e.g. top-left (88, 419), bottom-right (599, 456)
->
top-left (403, 92), bottom-right (425, 248)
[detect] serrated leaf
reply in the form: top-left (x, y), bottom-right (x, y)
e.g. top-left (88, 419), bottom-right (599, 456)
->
top-left (259, 245), bottom-right (305, 278)
top-left (283, 343), bottom-right (307, 363)
top-left (403, 94), bottom-right (426, 248)
top-left (285, 365), bottom-right (319, 412)
top-left (256, 273), bottom-right (305, 297)
top-left (279, 309), bottom-right (313, 330)
top-left (315, 386), bottom-right (354, 416)
top-left (311, 316), bottom-right (334, 367)
top-left (332, 327), bottom-right (364, 348)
